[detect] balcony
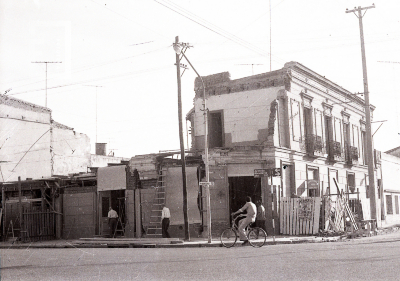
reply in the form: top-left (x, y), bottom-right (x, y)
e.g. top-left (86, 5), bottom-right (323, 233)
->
top-left (345, 145), bottom-right (359, 165)
top-left (328, 140), bottom-right (344, 162)
top-left (374, 149), bottom-right (381, 167)
top-left (305, 134), bottom-right (324, 157)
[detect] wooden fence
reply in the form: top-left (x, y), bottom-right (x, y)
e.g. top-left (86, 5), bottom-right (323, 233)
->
top-left (280, 197), bottom-right (322, 235)
top-left (22, 211), bottom-right (56, 242)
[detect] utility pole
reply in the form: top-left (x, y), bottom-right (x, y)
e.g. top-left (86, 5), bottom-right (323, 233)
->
top-left (346, 4), bottom-right (376, 220)
top-left (173, 39), bottom-right (212, 243)
top-left (174, 36), bottom-right (190, 241)
top-left (84, 85), bottom-right (103, 143)
top-left (269, 0), bottom-right (272, 71)
top-left (31, 61), bottom-right (62, 108)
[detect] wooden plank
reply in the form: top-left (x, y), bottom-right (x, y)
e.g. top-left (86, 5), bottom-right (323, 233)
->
top-left (283, 198), bottom-right (287, 235)
top-left (279, 198), bottom-right (283, 234)
top-left (313, 198), bottom-right (322, 234)
top-left (289, 198), bottom-right (292, 235)
top-left (282, 198), bottom-right (286, 235)
top-left (312, 198), bottom-right (317, 234)
top-left (287, 198), bottom-right (290, 235)
top-left (295, 199), bottom-right (299, 235)
top-left (286, 198), bottom-right (290, 235)
top-left (289, 198), bottom-right (294, 235)
top-left (307, 199), bottom-right (313, 235)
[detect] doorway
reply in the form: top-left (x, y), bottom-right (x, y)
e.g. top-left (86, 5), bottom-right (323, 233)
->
top-left (100, 189), bottom-right (126, 236)
top-left (228, 176), bottom-right (261, 216)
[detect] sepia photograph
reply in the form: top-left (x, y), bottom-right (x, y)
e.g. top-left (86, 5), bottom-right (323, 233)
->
top-left (0, 0), bottom-right (400, 280)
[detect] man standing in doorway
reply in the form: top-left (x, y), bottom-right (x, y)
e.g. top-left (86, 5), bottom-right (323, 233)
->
top-left (161, 205), bottom-right (171, 238)
top-left (108, 207), bottom-right (118, 238)
top-left (232, 196), bottom-right (257, 245)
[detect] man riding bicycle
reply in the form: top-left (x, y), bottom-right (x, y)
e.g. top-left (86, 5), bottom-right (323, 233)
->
top-left (232, 196), bottom-right (257, 245)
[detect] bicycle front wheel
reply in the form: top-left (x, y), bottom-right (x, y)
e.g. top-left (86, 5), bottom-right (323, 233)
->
top-left (248, 227), bottom-right (267, 248)
top-left (220, 228), bottom-right (238, 248)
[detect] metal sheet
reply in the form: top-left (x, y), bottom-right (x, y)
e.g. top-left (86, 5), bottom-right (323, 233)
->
top-left (97, 165), bottom-right (126, 191)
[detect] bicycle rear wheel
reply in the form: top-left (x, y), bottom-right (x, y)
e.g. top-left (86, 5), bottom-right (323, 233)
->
top-left (220, 228), bottom-right (238, 248)
top-left (248, 227), bottom-right (267, 248)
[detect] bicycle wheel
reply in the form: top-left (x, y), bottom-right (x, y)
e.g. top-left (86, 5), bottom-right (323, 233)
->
top-left (220, 228), bottom-right (238, 248)
top-left (248, 227), bottom-right (267, 248)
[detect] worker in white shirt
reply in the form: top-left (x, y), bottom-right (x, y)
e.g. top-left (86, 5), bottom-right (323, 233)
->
top-left (108, 207), bottom-right (118, 238)
top-left (161, 205), bottom-right (171, 238)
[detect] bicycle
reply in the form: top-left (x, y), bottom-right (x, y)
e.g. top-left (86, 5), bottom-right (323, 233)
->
top-left (220, 214), bottom-right (267, 248)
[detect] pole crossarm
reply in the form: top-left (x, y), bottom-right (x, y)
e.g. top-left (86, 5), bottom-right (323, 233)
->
top-left (346, 4), bottom-right (375, 16)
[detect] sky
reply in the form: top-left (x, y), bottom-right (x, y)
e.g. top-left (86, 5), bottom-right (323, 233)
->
top-left (0, 0), bottom-right (399, 157)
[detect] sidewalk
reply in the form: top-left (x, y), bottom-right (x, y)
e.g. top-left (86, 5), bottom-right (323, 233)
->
top-left (0, 235), bottom-right (342, 249)
top-left (1, 226), bottom-right (398, 249)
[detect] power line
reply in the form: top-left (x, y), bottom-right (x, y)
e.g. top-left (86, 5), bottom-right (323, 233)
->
top-left (154, 0), bottom-right (274, 59)
top-left (6, 45), bottom-right (170, 95)
top-left (9, 63), bottom-right (172, 96)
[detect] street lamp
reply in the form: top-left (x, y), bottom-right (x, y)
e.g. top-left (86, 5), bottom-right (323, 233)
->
top-left (173, 39), bottom-right (212, 243)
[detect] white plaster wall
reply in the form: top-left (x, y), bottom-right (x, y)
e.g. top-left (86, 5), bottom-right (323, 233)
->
top-left (53, 127), bottom-right (91, 175)
top-left (0, 105), bottom-right (51, 181)
top-left (380, 153), bottom-right (400, 226)
top-left (91, 154), bottom-right (128, 167)
top-left (193, 87), bottom-right (281, 144)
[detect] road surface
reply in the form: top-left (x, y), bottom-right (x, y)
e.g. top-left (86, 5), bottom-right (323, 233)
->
top-left (1, 232), bottom-right (400, 281)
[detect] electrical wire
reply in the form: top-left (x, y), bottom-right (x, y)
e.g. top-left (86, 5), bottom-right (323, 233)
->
top-left (154, 0), bottom-right (275, 60)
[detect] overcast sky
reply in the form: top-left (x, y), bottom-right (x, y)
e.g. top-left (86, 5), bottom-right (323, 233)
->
top-left (1, 0), bottom-right (399, 157)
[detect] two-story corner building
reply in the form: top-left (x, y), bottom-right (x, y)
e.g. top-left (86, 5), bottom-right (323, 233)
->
top-left (186, 61), bottom-right (380, 235)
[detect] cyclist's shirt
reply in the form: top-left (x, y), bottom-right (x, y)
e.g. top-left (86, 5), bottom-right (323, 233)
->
top-left (239, 202), bottom-right (257, 219)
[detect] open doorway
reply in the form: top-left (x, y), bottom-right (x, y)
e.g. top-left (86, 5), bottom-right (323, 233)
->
top-left (228, 176), bottom-right (261, 216)
top-left (100, 189), bottom-right (126, 237)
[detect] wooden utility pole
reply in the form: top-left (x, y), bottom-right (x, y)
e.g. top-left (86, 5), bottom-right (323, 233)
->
top-left (174, 40), bottom-right (212, 243)
top-left (346, 4), bottom-right (376, 220)
top-left (175, 36), bottom-right (190, 241)
top-left (2, 185), bottom-right (5, 238)
top-left (269, 0), bottom-right (272, 71)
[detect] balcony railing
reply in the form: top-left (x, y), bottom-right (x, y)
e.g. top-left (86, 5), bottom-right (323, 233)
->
top-left (328, 140), bottom-right (344, 162)
top-left (374, 149), bottom-right (382, 167)
top-left (345, 144), bottom-right (358, 165)
top-left (305, 134), bottom-right (324, 157)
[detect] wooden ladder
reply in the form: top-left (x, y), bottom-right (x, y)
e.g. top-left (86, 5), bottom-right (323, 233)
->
top-left (146, 168), bottom-right (167, 237)
top-left (114, 216), bottom-right (125, 237)
top-left (344, 201), bottom-right (359, 231)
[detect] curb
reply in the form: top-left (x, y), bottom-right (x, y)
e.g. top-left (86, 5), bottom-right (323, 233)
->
top-left (4, 232), bottom-right (400, 249)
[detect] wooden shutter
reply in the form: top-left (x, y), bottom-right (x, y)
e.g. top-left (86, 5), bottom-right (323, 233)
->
top-left (291, 99), bottom-right (301, 141)
top-left (334, 117), bottom-right (342, 144)
top-left (314, 109), bottom-right (323, 137)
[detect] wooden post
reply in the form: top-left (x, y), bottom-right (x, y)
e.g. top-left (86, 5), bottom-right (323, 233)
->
top-left (41, 187), bottom-right (45, 212)
top-left (18, 176), bottom-right (23, 240)
top-left (2, 185), bottom-right (5, 238)
top-left (135, 189), bottom-right (141, 238)
top-left (55, 193), bottom-right (62, 239)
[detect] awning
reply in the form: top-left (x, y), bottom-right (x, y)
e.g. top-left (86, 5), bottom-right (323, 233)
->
top-left (97, 165), bottom-right (126, 191)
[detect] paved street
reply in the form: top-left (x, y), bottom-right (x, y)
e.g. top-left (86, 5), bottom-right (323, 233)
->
top-left (1, 232), bottom-right (400, 281)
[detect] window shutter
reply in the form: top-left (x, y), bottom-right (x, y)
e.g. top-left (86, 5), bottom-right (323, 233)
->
top-left (334, 117), bottom-right (342, 144)
top-left (314, 109), bottom-right (323, 137)
top-left (291, 99), bottom-right (301, 141)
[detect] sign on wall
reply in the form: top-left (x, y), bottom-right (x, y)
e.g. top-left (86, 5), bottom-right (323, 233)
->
top-left (254, 168), bottom-right (281, 178)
